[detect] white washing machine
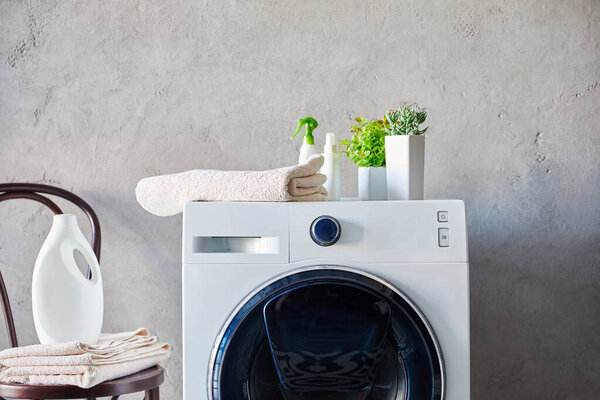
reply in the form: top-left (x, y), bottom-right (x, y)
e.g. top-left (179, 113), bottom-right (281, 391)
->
top-left (183, 200), bottom-right (469, 400)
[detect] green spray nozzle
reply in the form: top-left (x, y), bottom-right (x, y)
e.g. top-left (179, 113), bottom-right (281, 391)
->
top-left (291, 116), bottom-right (318, 145)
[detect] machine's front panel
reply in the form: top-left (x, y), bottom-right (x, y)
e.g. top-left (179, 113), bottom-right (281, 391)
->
top-left (183, 201), bottom-right (470, 400)
top-left (183, 262), bottom-right (469, 400)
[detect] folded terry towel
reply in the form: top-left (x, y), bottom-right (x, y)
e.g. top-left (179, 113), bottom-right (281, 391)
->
top-left (0, 328), bottom-right (170, 388)
top-left (136, 154), bottom-right (328, 216)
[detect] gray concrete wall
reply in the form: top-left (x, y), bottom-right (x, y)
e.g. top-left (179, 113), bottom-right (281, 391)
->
top-left (1, 0), bottom-right (599, 398)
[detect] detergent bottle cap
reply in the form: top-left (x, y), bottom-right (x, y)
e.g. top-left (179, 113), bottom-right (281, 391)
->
top-left (291, 117), bottom-right (318, 145)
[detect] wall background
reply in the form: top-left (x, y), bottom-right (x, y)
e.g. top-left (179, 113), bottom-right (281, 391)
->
top-left (1, 0), bottom-right (599, 398)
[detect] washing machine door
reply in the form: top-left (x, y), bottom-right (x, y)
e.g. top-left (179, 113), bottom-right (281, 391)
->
top-left (209, 267), bottom-right (443, 400)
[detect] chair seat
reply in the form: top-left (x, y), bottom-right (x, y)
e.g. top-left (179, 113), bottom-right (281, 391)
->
top-left (0, 366), bottom-right (163, 399)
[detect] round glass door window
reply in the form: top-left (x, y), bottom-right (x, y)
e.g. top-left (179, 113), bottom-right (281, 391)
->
top-left (209, 267), bottom-right (443, 400)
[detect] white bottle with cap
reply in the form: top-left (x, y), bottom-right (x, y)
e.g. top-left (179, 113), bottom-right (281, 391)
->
top-left (321, 132), bottom-right (341, 201)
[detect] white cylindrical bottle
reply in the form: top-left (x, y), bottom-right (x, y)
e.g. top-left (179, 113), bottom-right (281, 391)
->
top-left (32, 214), bottom-right (103, 344)
top-left (321, 132), bottom-right (341, 200)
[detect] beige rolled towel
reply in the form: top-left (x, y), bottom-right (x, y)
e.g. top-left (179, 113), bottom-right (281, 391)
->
top-left (287, 173), bottom-right (327, 196)
top-left (0, 328), bottom-right (170, 388)
top-left (136, 155), bottom-right (328, 216)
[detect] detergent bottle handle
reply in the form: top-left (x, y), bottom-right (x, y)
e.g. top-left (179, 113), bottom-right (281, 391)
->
top-left (56, 215), bottom-right (102, 285)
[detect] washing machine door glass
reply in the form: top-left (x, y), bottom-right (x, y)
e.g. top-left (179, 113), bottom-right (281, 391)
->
top-left (209, 267), bottom-right (443, 400)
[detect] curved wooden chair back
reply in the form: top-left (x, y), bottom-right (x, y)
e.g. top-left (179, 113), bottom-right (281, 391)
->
top-left (0, 183), bottom-right (101, 348)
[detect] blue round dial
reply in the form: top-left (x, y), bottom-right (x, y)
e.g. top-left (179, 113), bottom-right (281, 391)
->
top-left (310, 216), bottom-right (341, 246)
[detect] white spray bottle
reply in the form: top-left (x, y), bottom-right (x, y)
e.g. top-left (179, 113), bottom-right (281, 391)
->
top-left (322, 132), bottom-right (341, 200)
top-left (292, 117), bottom-right (319, 164)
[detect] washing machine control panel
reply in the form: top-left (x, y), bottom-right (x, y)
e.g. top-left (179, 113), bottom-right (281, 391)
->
top-left (310, 215), bottom-right (341, 246)
top-left (183, 200), bottom-right (468, 264)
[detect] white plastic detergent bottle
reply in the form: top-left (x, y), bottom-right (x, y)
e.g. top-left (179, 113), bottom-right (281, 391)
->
top-left (321, 132), bottom-right (341, 200)
top-left (292, 116), bottom-right (319, 164)
top-left (32, 214), bottom-right (103, 344)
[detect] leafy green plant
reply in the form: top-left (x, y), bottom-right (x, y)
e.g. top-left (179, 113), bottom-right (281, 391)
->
top-left (340, 116), bottom-right (387, 167)
top-left (384, 106), bottom-right (428, 136)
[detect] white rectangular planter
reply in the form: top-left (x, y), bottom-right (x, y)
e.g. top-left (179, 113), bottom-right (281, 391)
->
top-left (358, 167), bottom-right (387, 201)
top-left (385, 135), bottom-right (425, 200)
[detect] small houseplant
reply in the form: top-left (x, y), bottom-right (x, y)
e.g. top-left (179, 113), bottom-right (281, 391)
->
top-left (341, 116), bottom-right (388, 200)
top-left (383, 105), bottom-right (428, 200)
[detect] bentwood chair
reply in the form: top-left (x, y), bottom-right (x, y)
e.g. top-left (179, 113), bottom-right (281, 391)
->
top-left (0, 183), bottom-right (163, 399)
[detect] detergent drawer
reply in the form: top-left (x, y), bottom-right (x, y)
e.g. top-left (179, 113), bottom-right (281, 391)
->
top-left (183, 202), bottom-right (289, 264)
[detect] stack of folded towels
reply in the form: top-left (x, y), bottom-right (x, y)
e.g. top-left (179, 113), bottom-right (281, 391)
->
top-left (136, 154), bottom-right (328, 216)
top-left (0, 328), bottom-right (170, 388)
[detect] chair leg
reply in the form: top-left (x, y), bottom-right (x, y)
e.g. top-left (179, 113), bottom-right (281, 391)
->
top-left (144, 387), bottom-right (159, 400)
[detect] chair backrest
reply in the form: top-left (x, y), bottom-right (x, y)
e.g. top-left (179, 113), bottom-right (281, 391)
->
top-left (0, 183), bottom-right (101, 348)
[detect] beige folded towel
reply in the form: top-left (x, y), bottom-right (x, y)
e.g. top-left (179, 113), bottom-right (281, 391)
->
top-left (136, 155), bottom-right (328, 216)
top-left (0, 328), bottom-right (170, 388)
top-left (0, 355), bottom-right (169, 388)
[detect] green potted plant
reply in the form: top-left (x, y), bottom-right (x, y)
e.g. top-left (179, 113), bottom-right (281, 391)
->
top-left (383, 105), bottom-right (428, 200)
top-left (341, 116), bottom-right (388, 200)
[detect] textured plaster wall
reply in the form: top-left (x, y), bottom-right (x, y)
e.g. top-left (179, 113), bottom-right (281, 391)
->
top-left (1, 0), bottom-right (599, 399)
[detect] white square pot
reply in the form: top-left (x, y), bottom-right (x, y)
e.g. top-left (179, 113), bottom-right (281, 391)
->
top-left (358, 167), bottom-right (387, 201)
top-left (385, 135), bottom-right (425, 200)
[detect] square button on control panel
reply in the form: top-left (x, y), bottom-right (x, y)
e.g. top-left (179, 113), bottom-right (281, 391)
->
top-left (438, 228), bottom-right (449, 247)
top-left (437, 211), bottom-right (448, 222)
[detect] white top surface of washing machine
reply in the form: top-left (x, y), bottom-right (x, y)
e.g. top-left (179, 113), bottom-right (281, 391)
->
top-left (183, 200), bottom-right (469, 400)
